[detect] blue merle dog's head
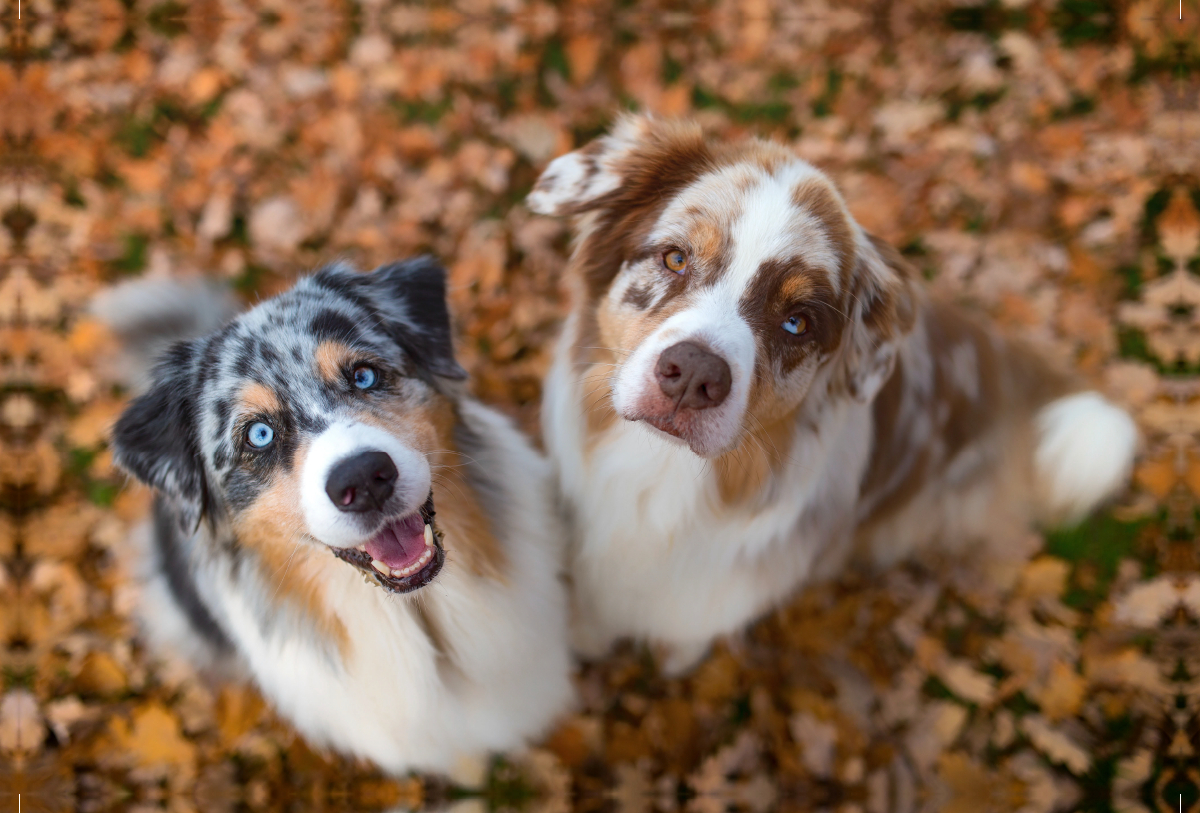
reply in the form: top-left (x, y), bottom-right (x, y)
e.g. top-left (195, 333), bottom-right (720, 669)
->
top-left (112, 257), bottom-right (467, 594)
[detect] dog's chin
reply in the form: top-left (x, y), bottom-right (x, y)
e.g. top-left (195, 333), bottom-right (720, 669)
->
top-left (329, 493), bottom-right (444, 595)
top-left (633, 413), bottom-right (733, 459)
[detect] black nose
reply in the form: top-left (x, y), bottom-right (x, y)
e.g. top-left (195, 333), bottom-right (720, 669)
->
top-left (325, 451), bottom-right (398, 513)
top-left (655, 341), bottom-right (732, 410)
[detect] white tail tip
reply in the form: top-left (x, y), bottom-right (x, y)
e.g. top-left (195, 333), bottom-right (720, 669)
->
top-left (1034, 391), bottom-right (1138, 525)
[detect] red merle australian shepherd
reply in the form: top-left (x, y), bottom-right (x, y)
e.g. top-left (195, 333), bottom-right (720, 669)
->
top-left (529, 115), bottom-right (1138, 675)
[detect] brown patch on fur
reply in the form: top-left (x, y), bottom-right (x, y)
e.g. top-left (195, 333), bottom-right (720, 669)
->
top-left (232, 443), bottom-right (350, 657)
top-left (830, 235), bottom-right (920, 400)
top-left (579, 360), bottom-right (619, 444)
top-left (622, 283), bottom-right (655, 310)
top-left (572, 119), bottom-right (714, 303)
top-left (314, 341), bottom-right (353, 385)
top-left (857, 298), bottom-right (1076, 533)
top-left (239, 382), bottom-right (281, 415)
top-left (713, 415), bottom-right (797, 506)
top-left (740, 259), bottom-right (846, 375)
top-left (412, 599), bottom-right (452, 670)
top-left (730, 140), bottom-right (790, 177)
top-left (792, 178), bottom-right (856, 285)
top-left (355, 393), bottom-right (509, 581)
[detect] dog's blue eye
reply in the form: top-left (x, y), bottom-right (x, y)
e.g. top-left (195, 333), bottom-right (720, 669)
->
top-left (782, 315), bottom-right (809, 336)
top-left (247, 422), bottom-right (274, 448)
top-left (353, 366), bottom-right (378, 390)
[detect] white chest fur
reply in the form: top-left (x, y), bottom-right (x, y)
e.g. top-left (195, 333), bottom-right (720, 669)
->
top-left (189, 402), bottom-right (573, 776)
top-left (543, 326), bottom-right (873, 659)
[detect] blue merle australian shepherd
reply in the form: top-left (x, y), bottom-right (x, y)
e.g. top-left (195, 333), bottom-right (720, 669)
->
top-left (99, 258), bottom-right (574, 777)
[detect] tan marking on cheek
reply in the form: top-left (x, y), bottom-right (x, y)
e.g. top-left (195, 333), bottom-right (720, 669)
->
top-left (579, 361), bottom-right (618, 444)
top-left (355, 394), bottom-right (509, 581)
top-left (426, 399), bottom-right (508, 582)
top-left (239, 382), bottom-right (281, 415)
top-left (314, 341), bottom-right (353, 385)
top-left (232, 445), bottom-right (350, 657)
top-left (713, 412), bottom-right (797, 506)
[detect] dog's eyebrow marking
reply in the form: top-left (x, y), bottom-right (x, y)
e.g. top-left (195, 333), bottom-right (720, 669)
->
top-left (239, 382), bottom-right (281, 415)
top-left (310, 309), bottom-right (362, 345)
top-left (314, 340), bottom-right (353, 385)
top-left (790, 176), bottom-right (854, 290)
top-left (778, 263), bottom-right (817, 301)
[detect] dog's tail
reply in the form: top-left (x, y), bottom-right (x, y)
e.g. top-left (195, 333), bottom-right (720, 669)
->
top-left (1032, 390), bottom-right (1138, 526)
top-left (90, 276), bottom-right (238, 391)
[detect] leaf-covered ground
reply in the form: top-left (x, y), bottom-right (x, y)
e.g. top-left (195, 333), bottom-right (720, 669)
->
top-left (2, 2), bottom-right (1199, 812)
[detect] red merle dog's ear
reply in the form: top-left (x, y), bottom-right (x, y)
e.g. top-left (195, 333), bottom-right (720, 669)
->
top-left (527, 113), bottom-right (707, 217)
top-left (112, 340), bottom-right (211, 531)
top-left (841, 235), bottom-right (919, 403)
top-left (366, 256), bottom-right (468, 381)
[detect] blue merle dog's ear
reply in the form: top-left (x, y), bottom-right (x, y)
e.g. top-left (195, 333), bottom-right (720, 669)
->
top-left (366, 256), bottom-right (467, 381)
top-left (112, 340), bottom-right (210, 531)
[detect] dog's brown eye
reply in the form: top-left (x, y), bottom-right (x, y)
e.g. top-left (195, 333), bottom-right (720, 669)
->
top-left (782, 315), bottom-right (808, 336)
top-left (662, 248), bottom-right (688, 274)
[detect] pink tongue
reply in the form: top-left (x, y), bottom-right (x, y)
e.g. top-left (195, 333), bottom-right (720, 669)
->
top-left (364, 513), bottom-right (426, 570)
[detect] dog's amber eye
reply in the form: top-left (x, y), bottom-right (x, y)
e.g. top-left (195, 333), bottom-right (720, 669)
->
top-left (353, 365), bottom-right (378, 390)
top-left (662, 248), bottom-right (688, 274)
top-left (782, 315), bottom-right (808, 336)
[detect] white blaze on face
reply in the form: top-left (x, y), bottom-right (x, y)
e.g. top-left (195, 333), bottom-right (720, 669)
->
top-left (610, 161), bottom-right (844, 458)
top-left (300, 421), bottom-right (431, 548)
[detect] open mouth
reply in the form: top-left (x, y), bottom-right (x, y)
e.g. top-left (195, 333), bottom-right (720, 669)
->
top-left (332, 493), bottom-right (444, 594)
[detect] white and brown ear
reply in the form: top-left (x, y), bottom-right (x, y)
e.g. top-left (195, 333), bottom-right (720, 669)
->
top-left (841, 235), bottom-right (919, 402)
top-left (526, 114), bottom-right (658, 216)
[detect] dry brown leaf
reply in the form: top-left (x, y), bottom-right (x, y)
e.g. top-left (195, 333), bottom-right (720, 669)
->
top-left (108, 702), bottom-right (196, 771)
top-left (1019, 715), bottom-right (1090, 775)
top-left (1034, 661), bottom-right (1088, 722)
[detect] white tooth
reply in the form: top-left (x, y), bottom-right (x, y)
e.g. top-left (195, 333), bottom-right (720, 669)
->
top-left (357, 545), bottom-right (367, 552)
top-left (371, 560), bottom-right (390, 575)
top-left (424, 524), bottom-right (433, 547)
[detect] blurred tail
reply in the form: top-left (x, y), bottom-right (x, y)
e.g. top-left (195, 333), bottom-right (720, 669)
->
top-left (1033, 391), bottom-right (1138, 525)
top-left (90, 277), bottom-right (238, 391)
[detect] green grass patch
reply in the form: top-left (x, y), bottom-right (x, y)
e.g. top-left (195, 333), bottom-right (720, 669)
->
top-left (1117, 326), bottom-right (1154, 365)
top-left (922, 675), bottom-right (956, 701)
top-left (87, 481), bottom-right (120, 508)
top-left (946, 88), bottom-right (1006, 122)
top-left (1052, 0), bottom-right (1118, 47)
top-left (812, 69), bottom-right (842, 118)
top-left (1116, 263), bottom-right (1142, 300)
top-left (1051, 93), bottom-right (1097, 120)
top-left (1044, 513), bottom-right (1148, 611)
top-left (945, 1), bottom-right (1023, 35)
top-left (391, 98), bottom-right (453, 125)
top-left (147, 1), bottom-right (188, 37)
top-left (542, 37), bottom-right (570, 81)
top-left (109, 233), bottom-right (149, 276)
top-left (232, 263), bottom-right (271, 296)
